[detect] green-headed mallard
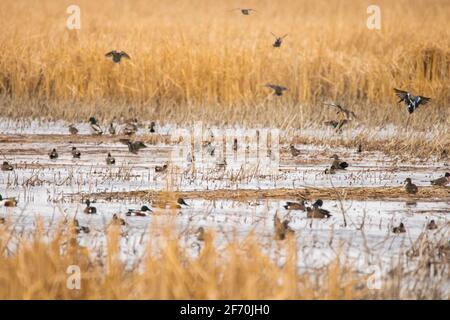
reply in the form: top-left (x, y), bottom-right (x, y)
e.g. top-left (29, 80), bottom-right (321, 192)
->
top-left (1, 161), bottom-right (13, 171)
top-left (48, 148), bottom-right (58, 159)
top-left (404, 178), bottom-right (418, 194)
top-left (0, 194), bottom-right (17, 207)
top-left (392, 222), bottom-right (406, 234)
top-left (284, 199), bottom-right (306, 211)
top-left (105, 50), bottom-right (131, 63)
top-left (430, 172), bottom-right (450, 186)
top-left (126, 205), bottom-right (152, 217)
top-left (427, 220), bottom-right (438, 230)
top-left (83, 200), bottom-right (97, 214)
top-left (271, 32), bottom-right (287, 48)
top-left (265, 83), bottom-right (287, 96)
top-left (68, 124), bottom-right (79, 135)
top-left (394, 88), bottom-right (431, 114)
top-left (106, 152), bottom-right (115, 165)
top-left (331, 154), bottom-right (348, 170)
top-left (71, 147), bottom-right (81, 159)
top-left (290, 144), bottom-right (301, 157)
top-left (89, 117), bottom-right (103, 135)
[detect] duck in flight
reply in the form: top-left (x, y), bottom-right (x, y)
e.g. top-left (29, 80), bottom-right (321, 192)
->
top-left (394, 88), bottom-right (431, 114)
top-left (232, 8), bottom-right (257, 15)
top-left (271, 33), bottom-right (288, 48)
top-left (265, 84), bottom-right (287, 96)
top-left (105, 50), bottom-right (131, 63)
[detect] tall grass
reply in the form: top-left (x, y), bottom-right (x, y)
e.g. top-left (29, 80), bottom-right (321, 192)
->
top-left (0, 0), bottom-right (449, 127)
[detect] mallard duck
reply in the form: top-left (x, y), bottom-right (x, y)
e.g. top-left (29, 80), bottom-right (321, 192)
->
top-left (274, 214), bottom-right (294, 240)
top-left (73, 219), bottom-right (90, 234)
top-left (126, 205), bottom-right (152, 217)
top-left (394, 88), bottom-right (431, 114)
top-left (404, 178), bottom-right (418, 194)
top-left (232, 8), bottom-right (256, 15)
top-left (1, 161), bottom-right (13, 171)
top-left (271, 32), bottom-right (288, 48)
top-left (149, 121), bottom-right (156, 133)
top-left (0, 194), bottom-right (17, 207)
top-left (290, 144), bottom-right (301, 157)
top-left (83, 200), bottom-right (97, 214)
top-left (284, 199), bottom-right (306, 211)
top-left (127, 140), bottom-right (147, 154)
top-left (105, 50), bottom-right (131, 63)
top-left (392, 222), bottom-right (406, 234)
top-left (196, 227), bottom-right (205, 241)
top-left (427, 220), bottom-right (438, 230)
top-left (71, 147), bottom-right (81, 159)
top-left (155, 164), bottom-right (168, 173)
top-left (68, 124), bottom-right (79, 135)
top-left (112, 214), bottom-right (126, 225)
top-left (306, 199), bottom-right (332, 218)
top-left (48, 148), bottom-right (58, 159)
top-left (106, 152), bottom-right (115, 165)
top-left (89, 117), bottom-right (103, 135)
top-left (323, 102), bottom-right (358, 120)
top-left (331, 154), bottom-right (348, 170)
top-left (264, 83), bottom-right (287, 96)
top-left (109, 122), bottom-right (116, 135)
top-left (430, 172), bottom-right (450, 186)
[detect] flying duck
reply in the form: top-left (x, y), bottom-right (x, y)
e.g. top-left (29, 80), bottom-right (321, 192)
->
top-left (404, 178), bottom-right (418, 194)
top-left (1, 161), bottom-right (13, 171)
top-left (265, 83), bottom-right (287, 96)
top-left (430, 172), bottom-right (450, 186)
top-left (232, 8), bottom-right (256, 15)
top-left (394, 88), bottom-right (431, 114)
top-left (323, 102), bottom-right (358, 120)
top-left (105, 50), bottom-right (131, 63)
top-left (271, 33), bottom-right (288, 48)
top-left (89, 117), bottom-right (103, 135)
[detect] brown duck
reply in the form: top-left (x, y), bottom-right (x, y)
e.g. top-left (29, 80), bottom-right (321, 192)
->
top-left (392, 223), bottom-right (406, 234)
top-left (290, 144), bottom-right (301, 157)
top-left (306, 200), bottom-right (331, 219)
top-left (430, 172), bottom-right (450, 186)
top-left (284, 199), bottom-right (306, 211)
top-left (1, 161), bottom-right (13, 171)
top-left (404, 178), bottom-right (418, 194)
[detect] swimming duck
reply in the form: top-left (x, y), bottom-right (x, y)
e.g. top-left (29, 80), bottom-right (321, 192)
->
top-left (331, 154), bottom-right (348, 170)
top-left (109, 122), bottom-right (116, 135)
top-left (196, 227), bottom-right (206, 241)
top-left (126, 205), bottom-right (152, 217)
top-left (83, 200), bottom-right (97, 214)
top-left (430, 172), bottom-right (450, 186)
top-left (68, 124), bottom-right (79, 135)
top-left (290, 144), bottom-right (301, 157)
top-left (274, 214), bottom-right (295, 240)
top-left (105, 50), bottom-right (131, 63)
top-left (48, 148), bottom-right (58, 159)
top-left (89, 117), bottom-right (103, 135)
top-left (1, 161), bottom-right (14, 171)
top-left (427, 220), bottom-right (438, 230)
top-left (73, 219), bottom-right (90, 234)
top-left (149, 121), bottom-right (156, 133)
top-left (0, 194), bottom-right (17, 207)
top-left (112, 214), bottom-right (126, 225)
top-left (404, 178), bottom-right (418, 194)
top-left (392, 222), bottom-right (406, 234)
top-left (232, 8), bottom-right (256, 15)
top-left (155, 164), bottom-right (168, 173)
top-left (284, 199), bottom-right (306, 211)
top-left (306, 200), bottom-right (332, 219)
top-left (271, 33), bottom-right (288, 48)
top-left (106, 152), bottom-right (116, 165)
top-left (394, 88), bottom-right (431, 114)
top-left (264, 83), bottom-right (287, 96)
top-left (127, 140), bottom-right (147, 154)
top-left (175, 197), bottom-right (189, 209)
top-left (71, 147), bottom-right (81, 159)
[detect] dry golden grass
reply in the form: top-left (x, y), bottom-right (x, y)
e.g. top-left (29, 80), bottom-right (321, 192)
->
top-left (0, 0), bottom-right (449, 128)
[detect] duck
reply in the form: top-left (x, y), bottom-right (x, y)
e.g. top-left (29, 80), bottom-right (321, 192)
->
top-left (83, 200), bottom-right (97, 214)
top-left (175, 197), bottom-right (189, 209)
top-left (430, 172), bottom-right (450, 186)
top-left (306, 199), bottom-right (332, 219)
top-left (331, 154), bottom-right (348, 170)
top-left (324, 166), bottom-right (336, 174)
top-left (1, 161), bottom-right (14, 171)
top-left (264, 83), bottom-right (287, 96)
top-left (284, 199), bottom-right (306, 211)
top-left (155, 164), bottom-right (168, 173)
top-left (290, 144), bottom-right (301, 157)
top-left (71, 147), bottom-right (81, 159)
top-left (105, 50), bottom-right (131, 63)
top-left (126, 205), bottom-right (152, 217)
top-left (149, 121), bottom-right (156, 133)
top-left (323, 119), bottom-right (349, 131)
top-left (394, 88), bottom-right (431, 114)
top-left (404, 178), bottom-right (418, 194)
top-left (271, 33), bottom-right (288, 48)
top-left (195, 227), bottom-right (205, 241)
top-left (89, 117), bottom-right (103, 135)
top-left (48, 148), bottom-right (58, 159)
top-left (73, 219), bottom-right (90, 234)
top-left (0, 194), bottom-right (17, 207)
top-left (123, 120), bottom-right (138, 136)
top-left (112, 214), bottom-right (126, 225)
top-left (233, 138), bottom-right (238, 152)
top-left (108, 122), bottom-right (116, 135)
top-left (127, 140), bottom-right (147, 154)
top-left (323, 102), bottom-right (358, 121)
top-left (68, 124), bottom-right (79, 135)
top-left (392, 222), bottom-right (406, 234)
top-left (232, 8), bottom-right (256, 15)
top-left (106, 152), bottom-right (115, 165)
top-left (274, 214), bottom-right (294, 240)
top-left (427, 220), bottom-right (438, 230)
